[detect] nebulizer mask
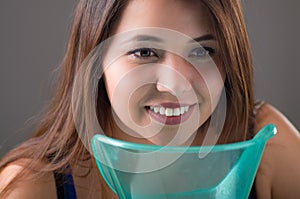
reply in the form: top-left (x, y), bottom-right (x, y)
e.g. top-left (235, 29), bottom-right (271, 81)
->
top-left (72, 28), bottom-right (276, 199)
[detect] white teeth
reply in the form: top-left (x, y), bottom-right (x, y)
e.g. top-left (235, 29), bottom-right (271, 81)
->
top-left (149, 105), bottom-right (191, 116)
top-left (184, 106), bottom-right (189, 112)
top-left (165, 108), bottom-right (173, 116)
top-left (173, 108), bottom-right (180, 116)
top-left (180, 107), bottom-right (185, 114)
top-left (159, 107), bottom-right (165, 115)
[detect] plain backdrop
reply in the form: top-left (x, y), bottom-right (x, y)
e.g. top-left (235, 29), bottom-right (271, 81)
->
top-left (0, 0), bottom-right (299, 158)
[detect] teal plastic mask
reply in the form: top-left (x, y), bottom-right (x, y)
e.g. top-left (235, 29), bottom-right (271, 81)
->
top-left (91, 124), bottom-right (276, 199)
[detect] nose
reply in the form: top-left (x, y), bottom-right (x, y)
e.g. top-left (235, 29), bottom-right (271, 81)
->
top-left (156, 54), bottom-right (193, 96)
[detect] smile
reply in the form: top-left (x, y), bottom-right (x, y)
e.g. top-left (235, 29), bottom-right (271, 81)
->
top-left (145, 103), bottom-right (196, 125)
top-left (149, 106), bottom-right (190, 116)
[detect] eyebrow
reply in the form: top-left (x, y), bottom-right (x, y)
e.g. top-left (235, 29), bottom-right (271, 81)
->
top-left (190, 34), bottom-right (216, 43)
top-left (122, 35), bottom-right (163, 44)
top-left (122, 33), bottom-right (215, 44)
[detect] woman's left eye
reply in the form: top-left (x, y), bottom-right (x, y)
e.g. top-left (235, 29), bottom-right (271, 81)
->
top-left (189, 47), bottom-right (215, 58)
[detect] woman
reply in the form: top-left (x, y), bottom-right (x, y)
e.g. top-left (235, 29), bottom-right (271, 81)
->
top-left (1, 0), bottom-right (300, 198)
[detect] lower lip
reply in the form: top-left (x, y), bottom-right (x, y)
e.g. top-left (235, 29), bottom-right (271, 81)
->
top-left (146, 105), bottom-right (196, 125)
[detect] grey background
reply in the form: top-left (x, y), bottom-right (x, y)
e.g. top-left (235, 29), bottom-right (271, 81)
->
top-left (0, 0), bottom-right (299, 158)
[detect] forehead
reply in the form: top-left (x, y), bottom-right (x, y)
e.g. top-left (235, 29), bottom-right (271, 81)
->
top-left (112, 0), bottom-right (213, 38)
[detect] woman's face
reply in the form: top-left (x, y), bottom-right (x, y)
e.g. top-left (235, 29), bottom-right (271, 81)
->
top-left (102, 0), bottom-right (225, 145)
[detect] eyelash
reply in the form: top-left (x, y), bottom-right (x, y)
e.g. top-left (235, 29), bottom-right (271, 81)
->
top-left (128, 48), bottom-right (158, 59)
top-left (128, 47), bottom-right (216, 59)
top-left (188, 47), bottom-right (216, 58)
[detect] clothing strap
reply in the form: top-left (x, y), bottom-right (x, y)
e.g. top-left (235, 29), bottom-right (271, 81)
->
top-left (54, 166), bottom-right (77, 199)
top-left (248, 179), bottom-right (258, 199)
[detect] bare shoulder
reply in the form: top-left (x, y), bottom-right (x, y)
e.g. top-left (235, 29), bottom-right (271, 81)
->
top-left (0, 159), bottom-right (57, 199)
top-left (254, 103), bottom-right (300, 199)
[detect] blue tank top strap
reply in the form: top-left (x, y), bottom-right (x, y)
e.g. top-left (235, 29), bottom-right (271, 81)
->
top-left (54, 165), bottom-right (77, 199)
top-left (248, 178), bottom-right (257, 199)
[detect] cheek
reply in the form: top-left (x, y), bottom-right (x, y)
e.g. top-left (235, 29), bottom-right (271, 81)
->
top-left (191, 66), bottom-right (225, 129)
top-left (191, 63), bottom-right (225, 104)
top-left (103, 60), bottom-right (133, 101)
top-left (103, 69), bottom-right (117, 101)
top-left (103, 60), bottom-right (150, 124)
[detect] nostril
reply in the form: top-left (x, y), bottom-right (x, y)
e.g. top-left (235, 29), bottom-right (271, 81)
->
top-left (156, 79), bottom-right (192, 96)
top-left (156, 82), bottom-right (177, 96)
top-left (155, 64), bottom-right (193, 96)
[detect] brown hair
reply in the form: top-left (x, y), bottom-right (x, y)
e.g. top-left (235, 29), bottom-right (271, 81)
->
top-left (202, 0), bottom-right (254, 143)
top-left (0, 0), bottom-right (254, 197)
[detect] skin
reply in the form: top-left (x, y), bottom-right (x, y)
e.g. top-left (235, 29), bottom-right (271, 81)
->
top-left (253, 104), bottom-right (300, 198)
top-left (103, 0), bottom-right (224, 146)
top-left (1, 0), bottom-right (300, 198)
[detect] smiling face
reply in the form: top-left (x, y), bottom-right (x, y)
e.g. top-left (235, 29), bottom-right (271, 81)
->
top-left (102, 0), bottom-right (225, 145)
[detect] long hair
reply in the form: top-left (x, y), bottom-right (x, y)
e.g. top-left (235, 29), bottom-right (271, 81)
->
top-left (0, 0), bottom-right (126, 196)
top-left (0, 0), bottom-right (254, 197)
top-left (202, 0), bottom-right (254, 143)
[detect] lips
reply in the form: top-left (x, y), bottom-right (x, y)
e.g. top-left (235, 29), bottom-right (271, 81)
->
top-left (145, 103), bottom-right (196, 125)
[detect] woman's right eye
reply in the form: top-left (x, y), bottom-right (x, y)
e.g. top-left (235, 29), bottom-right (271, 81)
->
top-left (128, 48), bottom-right (158, 59)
